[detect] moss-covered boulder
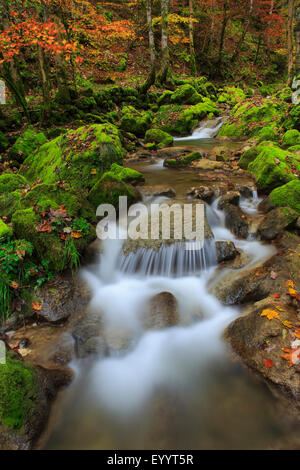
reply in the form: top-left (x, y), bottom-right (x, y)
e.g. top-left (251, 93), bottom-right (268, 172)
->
top-left (282, 104), bottom-right (300, 131)
top-left (107, 163), bottom-right (145, 185)
top-left (282, 129), bottom-right (300, 148)
top-left (20, 123), bottom-right (124, 191)
top-left (219, 99), bottom-right (288, 138)
top-left (269, 180), bottom-right (300, 214)
top-left (88, 172), bottom-right (139, 208)
top-left (275, 87), bottom-right (292, 103)
top-left (0, 355), bottom-right (39, 431)
top-left (217, 87), bottom-right (246, 107)
top-left (0, 190), bottom-right (22, 221)
top-left (170, 84), bottom-right (203, 105)
top-left (154, 99), bottom-right (219, 137)
top-left (0, 218), bottom-right (12, 240)
top-left (9, 128), bottom-right (47, 162)
top-left (0, 131), bottom-right (9, 152)
top-left (12, 206), bottom-right (95, 272)
top-left (247, 144), bottom-right (300, 190)
top-left (120, 106), bottom-right (152, 138)
top-left (157, 90), bottom-right (173, 106)
top-left (144, 129), bottom-right (173, 148)
top-left (164, 151), bottom-right (202, 168)
top-left (0, 174), bottom-right (27, 193)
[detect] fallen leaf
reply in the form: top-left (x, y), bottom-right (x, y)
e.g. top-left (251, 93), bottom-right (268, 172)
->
top-left (286, 280), bottom-right (295, 289)
top-left (281, 347), bottom-right (300, 367)
top-left (273, 292), bottom-right (280, 298)
top-left (71, 231), bottom-right (82, 239)
top-left (270, 271), bottom-right (278, 280)
top-left (261, 309), bottom-right (280, 321)
top-left (282, 329), bottom-right (287, 339)
top-left (10, 281), bottom-right (19, 289)
top-left (36, 220), bottom-right (52, 233)
top-left (282, 320), bottom-right (293, 328)
top-left (32, 301), bottom-right (43, 311)
top-left (265, 359), bottom-right (274, 368)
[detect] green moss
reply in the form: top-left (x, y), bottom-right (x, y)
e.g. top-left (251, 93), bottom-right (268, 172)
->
top-left (109, 163), bottom-right (145, 184)
top-left (218, 87), bottom-right (246, 107)
top-left (88, 172), bottom-right (139, 208)
top-left (0, 131), bottom-right (9, 152)
top-left (282, 104), bottom-right (300, 131)
top-left (0, 218), bottom-right (12, 240)
top-left (120, 106), bottom-right (152, 138)
top-left (144, 129), bottom-right (173, 148)
top-left (248, 144), bottom-right (300, 190)
top-left (0, 174), bottom-right (27, 193)
top-left (9, 128), bottom-right (47, 162)
top-left (275, 87), bottom-right (292, 103)
top-left (0, 355), bottom-right (38, 430)
top-left (0, 190), bottom-right (22, 221)
top-left (282, 129), bottom-right (300, 148)
top-left (219, 99), bottom-right (288, 138)
top-left (164, 151), bottom-right (202, 167)
top-left (157, 90), bottom-right (173, 106)
top-left (170, 84), bottom-right (203, 105)
top-left (269, 180), bottom-right (300, 214)
top-left (21, 123), bottom-right (124, 191)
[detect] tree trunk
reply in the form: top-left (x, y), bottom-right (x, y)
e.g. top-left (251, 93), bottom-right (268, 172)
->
top-left (139, 0), bottom-right (156, 93)
top-left (189, 0), bottom-right (196, 76)
top-left (158, 0), bottom-right (169, 84)
top-left (294, 6), bottom-right (300, 76)
top-left (37, 45), bottom-right (51, 117)
top-left (232, 0), bottom-right (253, 62)
top-left (287, 0), bottom-right (295, 85)
top-left (217, 1), bottom-right (228, 71)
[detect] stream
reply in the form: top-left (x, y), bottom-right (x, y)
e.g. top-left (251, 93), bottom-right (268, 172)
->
top-left (43, 121), bottom-right (298, 450)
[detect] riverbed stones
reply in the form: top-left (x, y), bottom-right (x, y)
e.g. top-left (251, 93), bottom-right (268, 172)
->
top-left (143, 292), bottom-right (179, 330)
top-left (218, 191), bottom-right (240, 210)
top-left (257, 207), bottom-right (298, 241)
top-left (224, 296), bottom-right (300, 402)
top-left (215, 240), bottom-right (238, 263)
top-left (224, 204), bottom-right (249, 239)
top-left (137, 185), bottom-right (176, 199)
top-left (187, 185), bottom-right (214, 202)
top-left (192, 158), bottom-right (225, 170)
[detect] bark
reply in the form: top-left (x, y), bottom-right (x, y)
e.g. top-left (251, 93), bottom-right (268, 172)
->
top-left (287, 0), bottom-right (295, 86)
top-left (189, 0), bottom-right (196, 76)
top-left (232, 0), bottom-right (254, 62)
top-left (217, 1), bottom-right (229, 70)
top-left (158, 0), bottom-right (169, 84)
top-left (294, 6), bottom-right (300, 76)
top-left (139, 0), bottom-right (156, 93)
top-left (37, 45), bottom-right (51, 111)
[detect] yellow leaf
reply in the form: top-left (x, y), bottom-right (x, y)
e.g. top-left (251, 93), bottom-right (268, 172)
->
top-left (286, 280), bottom-right (295, 289)
top-left (261, 309), bottom-right (280, 321)
top-left (72, 231), bottom-right (82, 239)
top-left (282, 320), bottom-right (293, 328)
top-left (91, 168), bottom-right (97, 175)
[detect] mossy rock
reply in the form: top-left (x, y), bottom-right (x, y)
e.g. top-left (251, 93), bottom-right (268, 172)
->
top-left (269, 180), bottom-right (300, 214)
top-left (157, 90), bottom-right (173, 106)
top-left (9, 128), bottom-right (47, 163)
top-left (170, 84), bottom-right (203, 105)
top-left (0, 218), bottom-right (12, 240)
top-left (282, 129), bottom-right (300, 148)
top-left (164, 151), bottom-right (202, 168)
top-left (20, 183), bottom-right (95, 221)
top-left (108, 163), bottom-right (145, 185)
top-left (0, 190), bottom-right (22, 221)
top-left (248, 144), bottom-right (300, 190)
top-left (88, 172), bottom-right (139, 209)
top-left (20, 123), bottom-right (124, 192)
top-left (275, 87), bottom-right (292, 103)
top-left (144, 129), bottom-right (173, 148)
top-left (75, 96), bottom-right (97, 111)
top-left (0, 355), bottom-right (39, 430)
top-left (120, 106), bottom-right (152, 138)
top-left (219, 99), bottom-right (288, 138)
top-left (257, 123), bottom-right (279, 142)
top-left (12, 207), bottom-right (95, 272)
top-left (218, 87), bottom-right (246, 107)
top-left (0, 173), bottom-right (27, 193)
top-left (0, 131), bottom-right (9, 152)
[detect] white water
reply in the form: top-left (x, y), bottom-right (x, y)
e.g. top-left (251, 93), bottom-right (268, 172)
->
top-left (76, 191), bottom-right (274, 418)
top-left (174, 117), bottom-right (226, 142)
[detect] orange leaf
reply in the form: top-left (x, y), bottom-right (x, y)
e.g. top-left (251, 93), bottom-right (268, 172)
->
top-left (273, 293), bottom-right (280, 298)
top-left (264, 359), bottom-right (274, 368)
top-left (71, 231), bottom-right (82, 239)
top-left (261, 309), bottom-right (280, 321)
top-left (286, 280), bottom-right (295, 289)
top-left (282, 320), bottom-right (293, 328)
top-left (10, 281), bottom-right (19, 289)
top-left (32, 301), bottom-right (43, 311)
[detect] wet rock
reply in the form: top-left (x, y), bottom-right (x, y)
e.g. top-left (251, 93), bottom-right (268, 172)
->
top-left (71, 312), bottom-right (102, 358)
top-left (193, 158), bottom-right (225, 170)
top-left (258, 196), bottom-right (275, 213)
top-left (164, 151), bottom-right (202, 168)
top-left (215, 241), bottom-right (238, 263)
top-left (157, 146), bottom-right (192, 159)
top-left (37, 276), bottom-right (90, 323)
top-left (218, 191), bottom-right (240, 210)
top-left (187, 186), bottom-right (214, 202)
top-left (236, 184), bottom-right (256, 198)
top-left (224, 296), bottom-right (300, 402)
top-left (144, 292), bottom-right (179, 330)
top-left (257, 207), bottom-right (298, 241)
top-left (224, 204), bottom-right (249, 239)
top-left (138, 185), bottom-right (176, 199)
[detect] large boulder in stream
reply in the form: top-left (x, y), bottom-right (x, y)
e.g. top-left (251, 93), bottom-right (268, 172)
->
top-left (224, 204), bottom-right (249, 239)
top-left (143, 292), bottom-right (179, 330)
top-left (257, 207), bottom-right (298, 240)
top-left (224, 296), bottom-right (300, 403)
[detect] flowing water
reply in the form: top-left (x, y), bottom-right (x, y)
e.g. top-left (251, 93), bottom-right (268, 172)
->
top-left (44, 121), bottom-right (299, 450)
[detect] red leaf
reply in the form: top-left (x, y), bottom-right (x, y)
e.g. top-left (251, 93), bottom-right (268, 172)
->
top-left (265, 359), bottom-right (274, 368)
